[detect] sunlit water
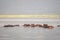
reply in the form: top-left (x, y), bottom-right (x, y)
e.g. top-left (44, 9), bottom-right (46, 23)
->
top-left (0, 19), bottom-right (60, 40)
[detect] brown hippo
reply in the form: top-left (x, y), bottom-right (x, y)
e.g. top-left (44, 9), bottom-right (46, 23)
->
top-left (35, 24), bottom-right (40, 26)
top-left (39, 24), bottom-right (43, 27)
top-left (42, 24), bottom-right (54, 29)
top-left (43, 24), bottom-right (49, 28)
top-left (48, 26), bottom-right (54, 29)
top-left (30, 24), bottom-right (35, 27)
top-left (23, 24), bottom-right (30, 27)
top-left (35, 24), bottom-right (43, 27)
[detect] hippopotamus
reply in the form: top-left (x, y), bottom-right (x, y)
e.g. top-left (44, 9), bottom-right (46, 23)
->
top-left (43, 24), bottom-right (49, 28)
top-left (35, 24), bottom-right (43, 27)
top-left (48, 26), bottom-right (54, 29)
top-left (23, 24), bottom-right (30, 27)
top-left (42, 24), bottom-right (54, 29)
top-left (31, 24), bottom-right (35, 27)
top-left (3, 24), bottom-right (20, 27)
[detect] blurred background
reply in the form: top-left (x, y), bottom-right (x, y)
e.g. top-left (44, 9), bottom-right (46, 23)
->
top-left (0, 0), bottom-right (60, 15)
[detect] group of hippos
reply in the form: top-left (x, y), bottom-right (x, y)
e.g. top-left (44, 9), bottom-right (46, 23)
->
top-left (3, 24), bottom-right (60, 29)
top-left (23, 24), bottom-right (54, 29)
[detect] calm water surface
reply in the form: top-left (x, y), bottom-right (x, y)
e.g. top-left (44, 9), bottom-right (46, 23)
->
top-left (0, 19), bottom-right (60, 40)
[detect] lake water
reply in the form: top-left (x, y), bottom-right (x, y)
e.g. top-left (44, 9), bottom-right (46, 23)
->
top-left (0, 18), bottom-right (60, 40)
